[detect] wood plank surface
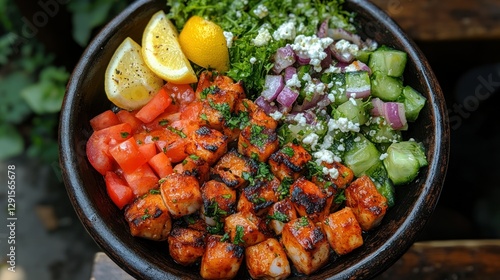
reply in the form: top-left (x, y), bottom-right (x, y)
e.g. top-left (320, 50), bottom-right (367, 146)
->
top-left (369, 0), bottom-right (500, 41)
top-left (92, 240), bottom-right (500, 280)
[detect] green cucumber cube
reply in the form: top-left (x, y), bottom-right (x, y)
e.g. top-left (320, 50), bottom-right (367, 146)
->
top-left (371, 71), bottom-right (403, 101)
top-left (368, 46), bottom-right (407, 77)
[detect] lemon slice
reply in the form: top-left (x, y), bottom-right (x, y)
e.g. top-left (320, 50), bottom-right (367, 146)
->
top-left (104, 37), bottom-right (164, 110)
top-left (179, 16), bottom-right (229, 72)
top-left (142, 10), bottom-right (198, 84)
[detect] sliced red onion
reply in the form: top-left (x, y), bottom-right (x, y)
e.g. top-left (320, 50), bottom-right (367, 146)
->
top-left (261, 75), bottom-right (285, 102)
top-left (328, 28), bottom-right (363, 46)
top-left (371, 98), bottom-right (385, 117)
top-left (284, 66), bottom-right (297, 82)
top-left (346, 61), bottom-right (372, 75)
top-left (346, 85), bottom-right (370, 99)
top-left (276, 87), bottom-right (299, 107)
top-left (330, 44), bottom-right (354, 63)
top-left (273, 45), bottom-right (296, 74)
top-left (296, 54), bottom-right (311, 65)
top-left (383, 102), bottom-right (407, 130)
top-left (320, 47), bottom-right (333, 70)
top-left (255, 95), bottom-right (277, 115)
top-left (317, 19), bottom-right (329, 38)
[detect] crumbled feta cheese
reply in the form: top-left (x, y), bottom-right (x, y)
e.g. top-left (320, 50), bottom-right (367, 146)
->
top-left (327, 93), bottom-right (335, 103)
top-left (269, 110), bottom-right (283, 121)
top-left (334, 39), bottom-right (359, 58)
top-left (249, 57), bottom-right (257, 64)
top-left (313, 149), bottom-right (335, 164)
top-left (291, 35), bottom-right (333, 72)
top-left (337, 144), bottom-right (345, 151)
top-left (252, 27), bottom-right (272, 46)
top-left (302, 133), bottom-right (319, 148)
top-left (273, 21), bottom-right (296, 41)
top-left (223, 31), bottom-right (234, 48)
top-left (349, 97), bottom-right (357, 105)
top-left (323, 166), bottom-right (339, 179)
top-left (293, 113), bottom-right (307, 126)
top-left (379, 153), bottom-right (388, 160)
top-left (328, 117), bottom-right (360, 133)
top-left (286, 74), bottom-right (301, 88)
top-left (253, 4), bottom-right (269, 19)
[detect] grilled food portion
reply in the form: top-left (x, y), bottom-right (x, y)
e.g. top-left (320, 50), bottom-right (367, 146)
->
top-left (168, 226), bottom-right (206, 266)
top-left (200, 235), bottom-right (244, 280)
top-left (269, 143), bottom-right (312, 181)
top-left (245, 238), bottom-right (291, 280)
top-left (124, 190), bottom-right (172, 241)
top-left (160, 173), bottom-right (203, 219)
top-left (211, 149), bottom-right (257, 189)
top-left (322, 207), bottom-right (364, 255)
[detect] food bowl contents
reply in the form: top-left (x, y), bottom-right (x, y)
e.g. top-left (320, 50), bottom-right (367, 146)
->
top-left (84, 0), bottom-right (430, 278)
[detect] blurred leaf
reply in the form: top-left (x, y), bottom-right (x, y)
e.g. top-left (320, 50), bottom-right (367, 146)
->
top-left (69, 0), bottom-right (114, 46)
top-left (0, 71), bottom-right (33, 124)
top-left (0, 32), bottom-right (16, 65)
top-left (26, 115), bottom-right (59, 163)
top-left (0, 0), bottom-right (12, 30)
top-left (20, 66), bottom-right (69, 114)
top-left (0, 123), bottom-right (24, 160)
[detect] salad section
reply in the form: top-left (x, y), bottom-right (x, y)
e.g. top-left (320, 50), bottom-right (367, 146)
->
top-left (85, 0), bottom-right (429, 278)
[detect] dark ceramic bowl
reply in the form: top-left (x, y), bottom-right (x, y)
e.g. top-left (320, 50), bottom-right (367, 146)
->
top-left (59, 0), bottom-right (449, 279)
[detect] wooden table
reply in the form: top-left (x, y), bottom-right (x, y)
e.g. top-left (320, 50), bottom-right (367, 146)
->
top-left (91, 240), bottom-right (500, 279)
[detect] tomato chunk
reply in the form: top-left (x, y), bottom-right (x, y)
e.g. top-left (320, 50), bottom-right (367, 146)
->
top-left (123, 164), bottom-right (159, 197)
top-left (135, 85), bottom-right (173, 123)
top-left (138, 142), bottom-right (157, 161)
top-left (105, 171), bottom-right (133, 209)
top-left (164, 82), bottom-right (196, 105)
top-left (148, 152), bottom-right (173, 178)
top-left (116, 110), bottom-right (144, 133)
top-left (86, 123), bottom-right (132, 175)
top-left (109, 137), bottom-right (149, 174)
top-left (90, 110), bottom-right (120, 131)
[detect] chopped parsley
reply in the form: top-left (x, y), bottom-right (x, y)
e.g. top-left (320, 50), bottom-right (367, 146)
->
top-left (168, 126), bottom-right (187, 138)
top-left (281, 146), bottom-right (295, 157)
top-left (158, 119), bottom-right (169, 126)
top-left (200, 85), bottom-right (218, 99)
top-left (249, 124), bottom-right (268, 147)
top-left (233, 225), bottom-right (245, 245)
top-left (277, 177), bottom-right (293, 200)
top-left (141, 209), bottom-right (151, 220)
top-left (120, 131), bottom-right (129, 138)
top-left (208, 100), bottom-right (231, 121)
top-left (267, 211), bottom-right (289, 223)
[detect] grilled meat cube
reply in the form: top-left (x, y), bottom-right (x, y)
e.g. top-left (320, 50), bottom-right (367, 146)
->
top-left (160, 173), bottom-right (203, 219)
top-left (269, 143), bottom-right (312, 181)
top-left (124, 190), bottom-right (171, 241)
top-left (186, 126), bottom-right (229, 166)
top-left (200, 180), bottom-right (237, 226)
top-left (200, 235), bottom-right (244, 280)
top-left (245, 238), bottom-right (291, 280)
top-left (237, 175), bottom-right (280, 216)
top-left (211, 149), bottom-right (258, 189)
top-left (290, 177), bottom-right (334, 223)
top-left (173, 154), bottom-right (210, 184)
top-left (224, 211), bottom-right (271, 247)
top-left (345, 175), bottom-right (388, 231)
top-left (322, 207), bottom-right (363, 255)
top-left (267, 198), bottom-right (298, 236)
top-left (250, 106), bottom-right (278, 131)
top-left (238, 123), bottom-right (279, 162)
top-left (281, 216), bottom-right (330, 275)
top-left (168, 226), bottom-right (206, 266)
top-left (312, 161), bottom-right (355, 190)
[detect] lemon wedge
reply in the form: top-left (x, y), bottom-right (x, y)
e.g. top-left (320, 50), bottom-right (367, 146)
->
top-left (142, 10), bottom-right (198, 84)
top-left (104, 37), bottom-right (164, 110)
top-left (179, 15), bottom-right (229, 72)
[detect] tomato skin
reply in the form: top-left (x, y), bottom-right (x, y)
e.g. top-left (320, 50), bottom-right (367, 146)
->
top-left (135, 86), bottom-right (173, 123)
top-left (179, 101), bottom-right (203, 124)
top-left (138, 142), bottom-right (157, 161)
top-left (165, 82), bottom-right (196, 105)
top-left (109, 137), bottom-right (149, 174)
top-left (105, 171), bottom-right (133, 209)
top-left (116, 110), bottom-right (144, 133)
top-left (148, 152), bottom-right (173, 178)
top-left (90, 110), bottom-right (120, 131)
top-left (86, 123), bottom-right (132, 175)
top-left (123, 164), bottom-right (159, 197)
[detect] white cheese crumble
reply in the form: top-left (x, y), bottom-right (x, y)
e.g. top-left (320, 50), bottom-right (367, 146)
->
top-left (223, 31), bottom-right (234, 48)
top-left (379, 153), bottom-right (388, 160)
top-left (286, 74), bottom-right (301, 88)
top-left (273, 21), bottom-right (296, 41)
top-left (249, 57), bottom-right (257, 64)
top-left (290, 35), bottom-right (333, 72)
top-left (253, 4), bottom-right (269, 19)
top-left (323, 166), bottom-right (339, 179)
top-left (302, 132), bottom-right (319, 148)
top-left (269, 110), bottom-right (283, 121)
top-left (327, 117), bottom-right (360, 133)
top-left (293, 113), bottom-right (307, 126)
top-left (252, 27), bottom-right (272, 46)
top-left (313, 149), bottom-right (335, 164)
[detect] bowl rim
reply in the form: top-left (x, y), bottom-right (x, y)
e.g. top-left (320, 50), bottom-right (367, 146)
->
top-left (59, 0), bottom-right (450, 279)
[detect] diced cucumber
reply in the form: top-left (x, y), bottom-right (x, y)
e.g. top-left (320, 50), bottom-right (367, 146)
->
top-left (368, 45), bottom-right (407, 77)
top-left (345, 71), bottom-right (371, 99)
top-left (355, 50), bottom-right (372, 64)
top-left (343, 133), bottom-right (381, 177)
top-left (398, 85), bottom-right (426, 122)
top-left (362, 116), bottom-right (402, 144)
top-left (382, 140), bottom-right (428, 185)
top-left (365, 162), bottom-right (395, 207)
top-left (277, 116), bottom-right (328, 148)
top-left (322, 73), bottom-right (348, 106)
top-left (371, 71), bottom-right (403, 101)
top-left (336, 98), bottom-right (369, 125)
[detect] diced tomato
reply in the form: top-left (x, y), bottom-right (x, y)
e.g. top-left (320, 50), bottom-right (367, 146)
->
top-left (135, 85), bottom-right (173, 123)
top-left (86, 123), bottom-right (132, 175)
top-left (148, 152), bottom-right (173, 178)
top-left (161, 138), bottom-right (189, 164)
top-left (105, 171), bottom-right (133, 209)
top-left (180, 101), bottom-right (203, 124)
top-left (89, 110), bottom-right (120, 131)
top-left (123, 163), bottom-right (158, 197)
top-left (116, 110), bottom-right (144, 133)
top-left (143, 110), bottom-right (181, 131)
top-left (109, 137), bottom-right (148, 174)
top-left (138, 142), bottom-right (157, 161)
top-left (164, 82), bottom-right (196, 105)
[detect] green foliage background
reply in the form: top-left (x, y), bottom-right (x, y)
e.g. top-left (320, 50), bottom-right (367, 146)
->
top-left (0, 0), bottom-right (133, 164)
